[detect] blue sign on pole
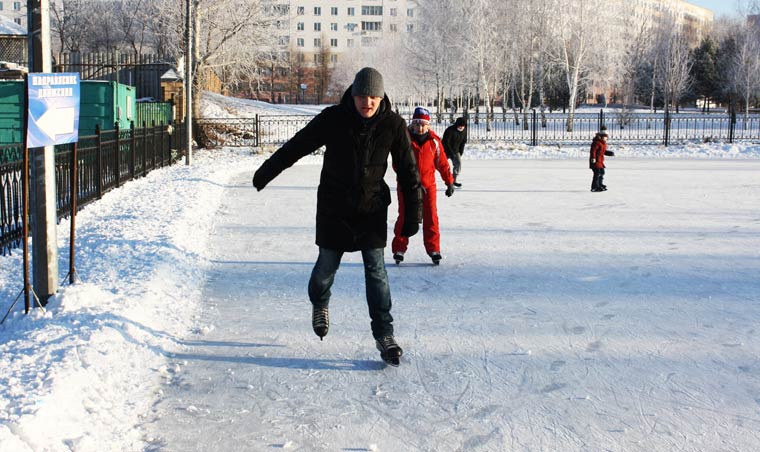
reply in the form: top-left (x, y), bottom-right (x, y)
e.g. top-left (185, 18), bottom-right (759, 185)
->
top-left (26, 73), bottom-right (81, 148)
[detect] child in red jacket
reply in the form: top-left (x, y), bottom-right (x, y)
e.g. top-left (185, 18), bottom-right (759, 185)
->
top-left (392, 107), bottom-right (455, 265)
top-left (589, 127), bottom-right (614, 192)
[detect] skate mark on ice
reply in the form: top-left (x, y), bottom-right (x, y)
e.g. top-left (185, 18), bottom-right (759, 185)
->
top-left (550, 360), bottom-right (566, 371)
top-left (586, 341), bottom-right (603, 352)
top-left (601, 313), bottom-right (616, 320)
top-left (738, 365), bottom-right (750, 373)
top-left (595, 301), bottom-right (609, 308)
top-left (541, 382), bottom-right (566, 393)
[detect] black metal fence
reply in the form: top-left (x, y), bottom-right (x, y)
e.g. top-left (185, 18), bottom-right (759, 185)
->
top-left (0, 121), bottom-right (186, 255)
top-left (199, 110), bottom-right (759, 147)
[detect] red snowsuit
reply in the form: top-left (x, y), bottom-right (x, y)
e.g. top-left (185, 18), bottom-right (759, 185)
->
top-left (392, 129), bottom-right (454, 255)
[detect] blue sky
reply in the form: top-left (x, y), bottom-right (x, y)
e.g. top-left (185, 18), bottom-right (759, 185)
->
top-left (687, 0), bottom-right (742, 17)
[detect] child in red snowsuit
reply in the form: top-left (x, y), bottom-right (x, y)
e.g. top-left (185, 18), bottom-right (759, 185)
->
top-left (392, 107), bottom-right (455, 265)
top-left (589, 127), bottom-right (614, 192)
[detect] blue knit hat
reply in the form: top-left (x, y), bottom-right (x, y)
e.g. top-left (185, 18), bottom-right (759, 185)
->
top-left (412, 107), bottom-right (431, 124)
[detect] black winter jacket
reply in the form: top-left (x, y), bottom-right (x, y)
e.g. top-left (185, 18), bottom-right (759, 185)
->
top-left (253, 88), bottom-right (422, 251)
top-left (442, 124), bottom-right (467, 160)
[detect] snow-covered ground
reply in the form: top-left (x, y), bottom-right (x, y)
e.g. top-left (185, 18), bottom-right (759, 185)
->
top-left (1, 94), bottom-right (759, 451)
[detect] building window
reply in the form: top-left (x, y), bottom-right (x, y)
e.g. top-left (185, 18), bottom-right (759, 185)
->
top-left (406, 24), bottom-right (414, 33)
top-left (389, 24), bottom-right (397, 32)
top-left (314, 23), bottom-right (321, 31)
top-left (331, 22), bottom-right (338, 31)
top-left (346, 23), bottom-right (357, 31)
top-left (331, 55), bottom-right (338, 63)
top-left (362, 21), bottom-right (382, 31)
top-left (314, 38), bottom-right (321, 47)
top-left (279, 36), bottom-right (290, 45)
top-left (362, 6), bottom-right (382, 16)
top-left (314, 54), bottom-right (321, 64)
top-left (390, 8), bottom-right (397, 17)
top-left (314, 6), bottom-right (321, 16)
top-left (330, 38), bottom-right (338, 47)
top-left (347, 7), bottom-right (355, 16)
top-left (13, 1), bottom-right (21, 10)
top-left (331, 7), bottom-right (338, 16)
top-left (407, 8), bottom-right (414, 17)
top-left (297, 22), bottom-right (304, 31)
top-left (297, 6), bottom-right (304, 15)
top-left (297, 38), bottom-right (304, 47)
top-left (0, 4), bottom-right (4, 11)
top-left (347, 39), bottom-right (355, 48)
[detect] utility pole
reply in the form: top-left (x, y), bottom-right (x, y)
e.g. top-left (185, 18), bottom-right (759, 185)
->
top-left (184, 0), bottom-right (193, 165)
top-left (27, 0), bottom-right (57, 305)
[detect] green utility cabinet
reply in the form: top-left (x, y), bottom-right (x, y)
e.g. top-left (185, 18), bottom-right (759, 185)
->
top-left (79, 81), bottom-right (136, 134)
top-left (0, 80), bottom-right (137, 144)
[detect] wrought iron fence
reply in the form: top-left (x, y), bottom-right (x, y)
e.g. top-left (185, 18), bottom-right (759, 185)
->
top-left (0, 121), bottom-right (185, 255)
top-left (224, 110), bottom-right (760, 147)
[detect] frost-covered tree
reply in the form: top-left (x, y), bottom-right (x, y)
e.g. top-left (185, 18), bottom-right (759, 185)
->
top-left (730, 25), bottom-right (760, 120)
top-left (154, 0), bottom-right (280, 117)
top-left (50, 0), bottom-right (93, 53)
top-left (545, 0), bottom-right (614, 131)
top-left (654, 22), bottom-right (693, 112)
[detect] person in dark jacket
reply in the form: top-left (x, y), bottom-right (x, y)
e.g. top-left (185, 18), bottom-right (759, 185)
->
top-left (589, 127), bottom-right (614, 192)
top-left (252, 67), bottom-right (422, 364)
top-left (442, 117), bottom-right (467, 187)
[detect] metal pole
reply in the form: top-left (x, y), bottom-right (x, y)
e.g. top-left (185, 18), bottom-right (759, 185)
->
top-left (27, 0), bottom-right (57, 306)
top-left (69, 143), bottom-right (77, 284)
top-left (184, 0), bottom-right (193, 165)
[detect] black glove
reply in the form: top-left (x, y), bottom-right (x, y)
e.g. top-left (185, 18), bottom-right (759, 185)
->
top-left (445, 184), bottom-right (455, 197)
top-left (252, 171), bottom-right (265, 191)
top-left (401, 221), bottom-right (419, 237)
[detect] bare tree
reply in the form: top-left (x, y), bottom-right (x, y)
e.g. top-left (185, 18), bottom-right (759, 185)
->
top-left (50, 0), bottom-right (94, 53)
top-left (656, 24), bottom-right (693, 112)
top-left (730, 25), bottom-right (760, 120)
top-left (152, 0), bottom-right (280, 117)
top-left (545, 0), bottom-right (611, 131)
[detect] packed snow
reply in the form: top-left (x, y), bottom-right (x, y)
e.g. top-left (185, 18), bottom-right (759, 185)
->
top-left (1, 94), bottom-right (759, 451)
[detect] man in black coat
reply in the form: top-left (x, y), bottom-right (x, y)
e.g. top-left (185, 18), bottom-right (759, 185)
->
top-left (252, 67), bottom-right (422, 364)
top-left (442, 117), bottom-right (467, 187)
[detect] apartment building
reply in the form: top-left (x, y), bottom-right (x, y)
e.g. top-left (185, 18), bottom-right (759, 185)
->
top-left (270, 0), bottom-right (419, 67)
top-left (632, 0), bottom-right (714, 46)
top-left (0, 0), bottom-right (25, 28)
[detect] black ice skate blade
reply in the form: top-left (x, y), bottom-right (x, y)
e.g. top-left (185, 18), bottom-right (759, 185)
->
top-left (381, 356), bottom-right (400, 367)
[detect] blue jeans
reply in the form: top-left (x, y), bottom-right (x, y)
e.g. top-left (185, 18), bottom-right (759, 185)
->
top-left (308, 247), bottom-right (393, 339)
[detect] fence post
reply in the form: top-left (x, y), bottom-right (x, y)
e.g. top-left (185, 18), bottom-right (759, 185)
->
top-left (96, 124), bottom-right (103, 199)
top-left (142, 122), bottom-right (148, 177)
top-left (729, 107), bottom-right (736, 144)
top-left (114, 122), bottom-right (121, 188)
top-left (152, 121), bottom-right (158, 168)
top-left (255, 114), bottom-right (260, 148)
top-left (664, 108), bottom-right (670, 147)
top-left (130, 121), bottom-right (136, 180)
top-left (599, 109), bottom-right (604, 132)
top-left (531, 109), bottom-right (537, 146)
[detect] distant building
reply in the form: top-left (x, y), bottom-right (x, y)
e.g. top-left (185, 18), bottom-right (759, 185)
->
top-left (267, 0), bottom-right (419, 67)
top-left (0, 15), bottom-right (25, 66)
top-left (633, 0), bottom-right (714, 46)
top-left (0, 0), bottom-right (25, 29)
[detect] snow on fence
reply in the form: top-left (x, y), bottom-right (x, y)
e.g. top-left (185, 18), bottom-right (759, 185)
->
top-left (0, 122), bottom-right (186, 255)
top-left (199, 111), bottom-right (760, 148)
